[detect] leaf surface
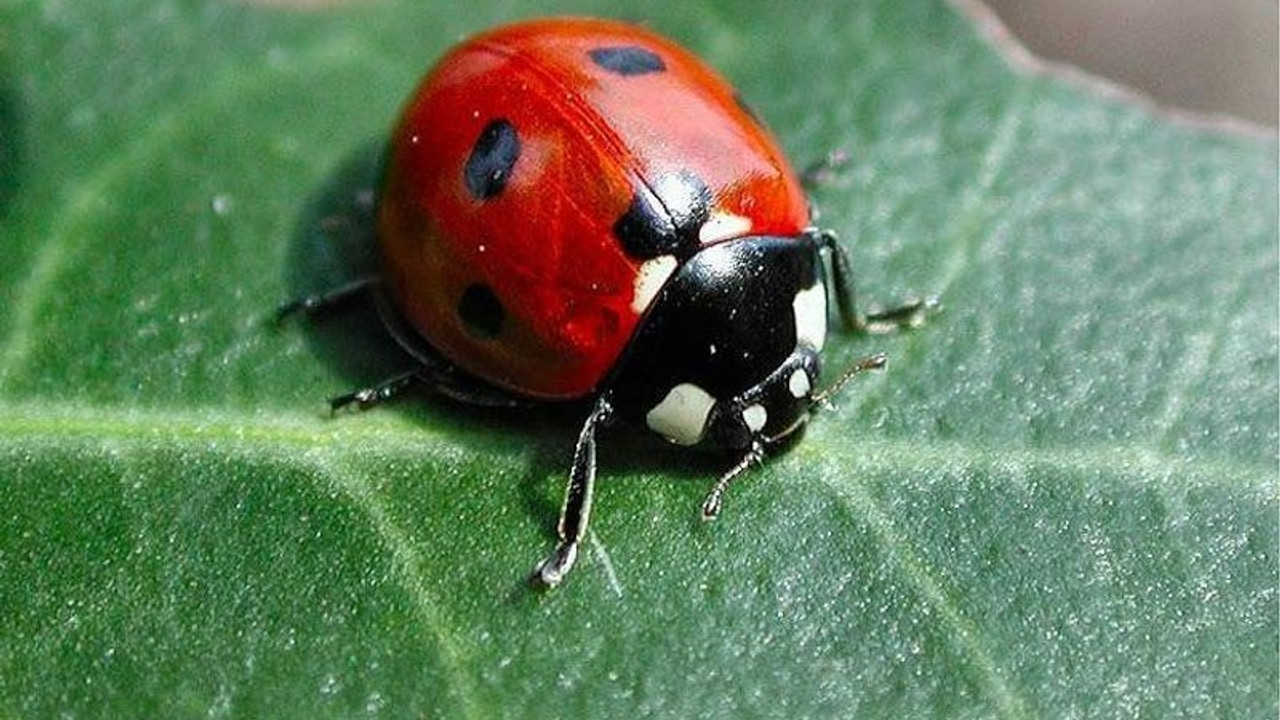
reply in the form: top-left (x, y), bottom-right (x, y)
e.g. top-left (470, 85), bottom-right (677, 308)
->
top-left (0, 1), bottom-right (1275, 717)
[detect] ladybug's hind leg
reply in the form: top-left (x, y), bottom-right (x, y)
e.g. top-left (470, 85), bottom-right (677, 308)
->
top-left (327, 357), bottom-right (529, 413)
top-left (371, 289), bottom-right (530, 409)
top-left (533, 395), bottom-right (616, 588)
top-left (274, 277), bottom-right (381, 323)
top-left (279, 277), bottom-right (527, 411)
top-left (330, 370), bottom-right (422, 413)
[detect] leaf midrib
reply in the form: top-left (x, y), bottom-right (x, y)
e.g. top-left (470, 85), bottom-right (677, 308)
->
top-left (1, 400), bottom-right (1271, 492)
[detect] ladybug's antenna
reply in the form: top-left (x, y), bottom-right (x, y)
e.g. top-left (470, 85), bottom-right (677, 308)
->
top-left (702, 353), bottom-right (887, 522)
top-left (810, 352), bottom-right (887, 410)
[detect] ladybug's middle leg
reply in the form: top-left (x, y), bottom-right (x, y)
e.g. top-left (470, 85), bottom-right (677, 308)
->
top-left (328, 363), bottom-right (529, 413)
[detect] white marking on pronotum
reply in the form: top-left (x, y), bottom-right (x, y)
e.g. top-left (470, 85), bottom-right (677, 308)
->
top-left (645, 383), bottom-right (716, 446)
top-left (742, 404), bottom-right (768, 433)
top-left (631, 255), bottom-right (678, 313)
top-left (793, 281), bottom-right (827, 351)
top-left (698, 212), bottom-right (752, 245)
top-left (788, 368), bottom-right (812, 398)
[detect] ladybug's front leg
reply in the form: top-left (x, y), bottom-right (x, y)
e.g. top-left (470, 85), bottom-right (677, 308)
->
top-left (534, 395), bottom-right (615, 588)
top-left (809, 229), bottom-right (937, 333)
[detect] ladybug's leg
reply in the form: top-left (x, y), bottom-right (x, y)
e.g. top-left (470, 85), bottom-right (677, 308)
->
top-left (534, 395), bottom-right (615, 588)
top-left (423, 369), bottom-right (530, 408)
top-left (369, 291), bottom-right (530, 409)
top-left (329, 364), bottom-right (527, 413)
top-left (811, 352), bottom-right (887, 411)
top-left (809, 229), bottom-right (937, 333)
top-left (284, 280), bottom-right (528, 411)
top-left (701, 440), bottom-right (766, 520)
top-left (696, 351), bottom-right (885, 520)
top-left (330, 370), bottom-right (423, 413)
top-left (698, 350), bottom-right (819, 519)
top-left (274, 277), bottom-right (381, 322)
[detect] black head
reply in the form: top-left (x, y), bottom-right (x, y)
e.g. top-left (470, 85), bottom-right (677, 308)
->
top-left (607, 234), bottom-right (828, 450)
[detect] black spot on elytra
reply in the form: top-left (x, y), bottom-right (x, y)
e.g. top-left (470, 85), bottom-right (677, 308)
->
top-left (464, 119), bottom-right (520, 200)
top-left (458, 283), bottom-right (505, 338)
top-left (588, 46), bottom-right (666, 76)
top-left (613, 172), bottom-right (712, 260)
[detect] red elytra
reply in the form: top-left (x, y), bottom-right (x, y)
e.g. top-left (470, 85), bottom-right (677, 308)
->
top-left (378, 17), bottom-right (810, 400)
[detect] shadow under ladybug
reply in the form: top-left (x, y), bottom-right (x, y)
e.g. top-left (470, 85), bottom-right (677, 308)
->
top-left (278, 18), bottom-right (935, 588)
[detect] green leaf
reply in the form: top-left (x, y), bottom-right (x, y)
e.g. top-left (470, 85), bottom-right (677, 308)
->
top-left (1, 0), bottom-right (1275, 718)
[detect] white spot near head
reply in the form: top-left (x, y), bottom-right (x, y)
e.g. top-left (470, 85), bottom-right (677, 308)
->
top-left (646, 383), bottom-right (716, 446)
top-left (788, 368), bottom-right (812, 398)
top-left (793, 281), bottom-right (827, 351)
top-left (698, 211), bottom-right (752, 245)
top-left (742, 404), bottom-right (768, 433)
top-left (632, 255), bottom-right (678, 313)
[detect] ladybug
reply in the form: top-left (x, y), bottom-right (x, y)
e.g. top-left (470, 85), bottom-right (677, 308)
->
top-left (282, 17), bottom-right (928, 587)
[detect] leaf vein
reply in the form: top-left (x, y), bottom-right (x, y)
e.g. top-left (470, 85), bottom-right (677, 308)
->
top-left (825, 472), bottom-right (1031, 719)
top-left (2, 401), bottom-right (1272, 491)
top-left (317, 455), bottom-right (488, 719)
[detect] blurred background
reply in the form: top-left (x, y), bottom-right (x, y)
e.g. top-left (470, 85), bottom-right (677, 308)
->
top-left (251, 0), bottom-right (1279, 128)
top-left (985, 0), bottom-right (1278, 127)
